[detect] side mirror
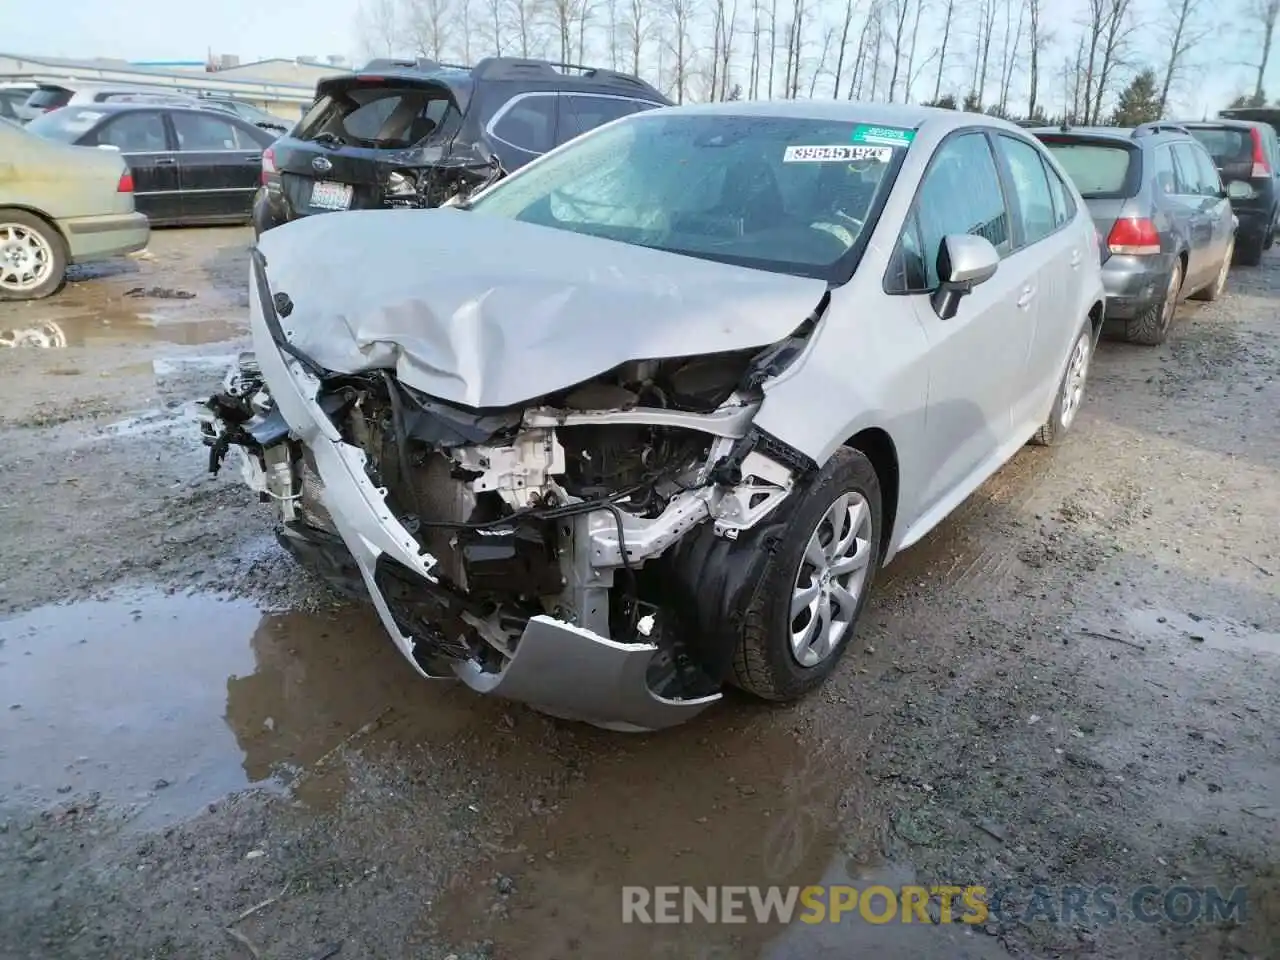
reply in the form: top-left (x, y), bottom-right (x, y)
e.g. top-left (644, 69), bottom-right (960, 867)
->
top-left (931, 234), bottom-right (1000, 321)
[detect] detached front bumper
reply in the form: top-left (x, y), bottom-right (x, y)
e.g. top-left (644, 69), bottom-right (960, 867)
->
top-left (233, 271), bottom-right (720, 732)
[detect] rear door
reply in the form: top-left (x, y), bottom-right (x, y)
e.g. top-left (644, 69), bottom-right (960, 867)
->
top-left (168, 110), bottom-right (266, 221)
top-left (992, 132), bottom-right (1086, 431)
top-left (1185, 142), bottom-right (1234, 266)
top-left (84, 109), bottom-right (181, 222)
top-left (1170, 142), bottom-right (1217, 285)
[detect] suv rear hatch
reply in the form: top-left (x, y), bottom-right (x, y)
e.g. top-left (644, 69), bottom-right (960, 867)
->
top-left (1185, 124), bottom-right (1265, 183)
top-left (1036, 134), bottom-right (1141, 260)
top-left (271, 73), bottom-right (469, 214)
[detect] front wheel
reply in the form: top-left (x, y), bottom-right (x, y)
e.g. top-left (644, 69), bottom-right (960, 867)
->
top-left (1031, 318), bottom-right (1094, 447)
top-left (730, 447), bottom-right (883, 701)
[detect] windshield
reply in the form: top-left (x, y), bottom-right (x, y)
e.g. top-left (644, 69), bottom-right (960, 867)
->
top-left (25, 107), bottom-right (106, 142)
top-left (1040, 140), bottom-right (1135, 197)
top-left (295, 82), bottom-right (459, 148)
top-left (466, 112), bottom-right (907, 280)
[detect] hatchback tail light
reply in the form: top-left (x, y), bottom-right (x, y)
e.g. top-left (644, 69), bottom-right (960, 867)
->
top-left (1250, 127), bottom-right (1270, 178)
top-left (1107, 217), bottom-right (1161, 256)
top-left (261, 146), bottom-right (277, 185)
top-left (117, 170), bottom-right (134, 193)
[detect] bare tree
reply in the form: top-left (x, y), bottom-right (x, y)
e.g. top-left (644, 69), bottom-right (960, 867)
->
top-left (768, 0), bottom-right (780, 95)
top-left (1244, 0), bottom-right (1280, 102)
top-left (903, 0), bottom-right (926, 101)
top-left (810, 26), bottom-right (837, 96)
top-left (665, 0), bottom-right (695, 103)
top-left (481, 0), bottom-right (505, 55)
top-left (975, 0), bottom-right (999, 107)
top-left (720, 0), bottom-right (739, 98)
top-left (405, 0), bottom-right (454, 60)
top-left (931, 0), bottom-right (955, 101)
top-left (1156, 0), bottom-right (1208, 114)
top-left (996, 0), bottom-right (1026, 114)
top-left (458, 0), bottom-right (474, 61)
top-left (624, 0), bottom-right (651, 73)
top-left (1089, 0), bottom-right (1135, 123)
top-left (833, 0), bottom-right (860, 98)
top-left (847, 1), bottom-right (877, 97)
top-left (781, 0), bottom-right (806, 97)
top-left (606, 0), bottom-right (620, 67)
top-left (1026, 0), bottom-right (1050, 118)
top-left (885, 0), bottom-right (913, 101)
top-left (866, 7), bottom-right (885, 98)
top-left (574, 0), bottom-right (596, 62)
top-left (749, 0), bottom-right (762, 95)
top-left (711, 0), bottom-right (728, 97)
top-left (506, 0), bottom-right (543, 56)
top-left (357, 0), bottom-right (402, 59)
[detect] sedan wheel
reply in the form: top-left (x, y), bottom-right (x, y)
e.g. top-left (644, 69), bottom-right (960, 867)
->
top-left (730, 447), bottom-right (883, 701)
top-left (789, 491), bottom-right (874, 668)
top-left (0, 211), bottom-right (67, 302)
top-left (1192, 239), bottom-right (1233, 302)
top-left (1031, 317), bottom-right (1094, 447)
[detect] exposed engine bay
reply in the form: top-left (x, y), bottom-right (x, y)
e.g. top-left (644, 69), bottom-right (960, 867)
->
top-left (200, 227), bottom-right (830, 731)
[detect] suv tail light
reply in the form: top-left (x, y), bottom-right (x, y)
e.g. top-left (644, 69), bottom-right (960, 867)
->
top-left (1250, 127), bottom-right (1270, 178)
top-left (1107, 217), bottom-right (1161, 256)
top-left (117, 170), bottom-right (134, 193)
top-left (261, 146), bottom-right (277, 185)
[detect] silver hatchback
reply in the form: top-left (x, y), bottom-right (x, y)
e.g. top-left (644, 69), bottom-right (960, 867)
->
top-left (203, 101), bottom-right (1106, 730)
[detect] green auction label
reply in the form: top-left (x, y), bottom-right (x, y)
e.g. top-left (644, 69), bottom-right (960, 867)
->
top-left (850, 125), bottom-right (916, 147)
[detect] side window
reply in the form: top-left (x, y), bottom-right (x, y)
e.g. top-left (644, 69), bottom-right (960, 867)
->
top-left (1190, 145), bottom-right (1222, 196)
top-left (1150, 144), bottom-right (1178, 196)
top-left (1171, 143), bottom-right (1207, 195)
top-left (887, 211), bottom-right (929, 292)
top-left (997, 135), bottom-right (1058, 246)
top-left (491, 94), bottom-right (557, 155)
top-left (908, 132), bottom-right (1011, 289)
top-left (1041, 157), bottom-right (1076, 227)
top-left (556, 94), bottom-right (639, 143)
top-left (171, 111), bottom-right (246, 150)
top-left (92, 111), bottom-right (168, 151)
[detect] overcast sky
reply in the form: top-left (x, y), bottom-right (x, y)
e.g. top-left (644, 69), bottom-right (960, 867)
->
top-left (0, 0), bottom-right (1273, 118)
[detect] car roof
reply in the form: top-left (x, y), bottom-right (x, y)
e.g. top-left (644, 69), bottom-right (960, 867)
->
top-left (344, 56), bottom-right (668, 102)
top-left (647, 99), bottom-right (1028, 135)
top-left (1028, 124), bottom-right (1200, 147)
top-left (52, 101), bottom-right (247, 120)
top-left (1180, 118), bottom-right (1266, 131)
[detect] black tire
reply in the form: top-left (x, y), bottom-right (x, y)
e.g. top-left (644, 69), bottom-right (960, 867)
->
top-left (1235, 232), bottom-right (1265, 267)
top-left (1190, 238), bottom-right (1233, 302)
top-left (1124, 259), bottom-right (1181, 345)
top-left (730, 447), bottom-right (883, 702)
top-left (0, 209), bottom-right (67, 302)
top-left (1264, 211), bottom-right (1277, 251)
top-left (1031, 318), bottom-right (1094, 447)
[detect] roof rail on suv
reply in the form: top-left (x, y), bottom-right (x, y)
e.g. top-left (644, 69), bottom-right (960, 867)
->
top-left (1132, 121), bottom-right (1190, 138)
top-left (469, 56), bottom-right (658, 92)
top-left (360, 57), bottom-right (472, 73)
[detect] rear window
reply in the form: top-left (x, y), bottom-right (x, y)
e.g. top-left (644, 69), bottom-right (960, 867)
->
top-left (24, 107), bottom-right (108, 141)
top-left (1186, 127), bottom-right (1252, 163)
top-left (25, 87), bottom-right (72, 110)
top-left (295, 82), bottom-right (459, 148)
top-left (1038, 140), bottom-right (1136, 198)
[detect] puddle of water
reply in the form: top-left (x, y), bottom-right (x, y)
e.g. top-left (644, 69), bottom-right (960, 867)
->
top-left (434, 717), bottom-right (1004, 959)
top-left (1126, 608), bottom-right (1280, 655)
top-left (0, 302), bottom-right (244, 350)
top-left (0, 590), bottom-right (489, 827)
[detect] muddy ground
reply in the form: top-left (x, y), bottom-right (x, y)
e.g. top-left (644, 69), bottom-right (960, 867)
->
top-left (1, 227), bottom-right (1277, 960)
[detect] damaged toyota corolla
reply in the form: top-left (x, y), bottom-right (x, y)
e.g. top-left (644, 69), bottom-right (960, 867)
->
top-left (202, 101), bottom-right (1106, 731)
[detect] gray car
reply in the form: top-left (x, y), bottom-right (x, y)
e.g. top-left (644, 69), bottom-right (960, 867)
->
top-left (1034, 122), bottom-right (1236, 345)
top-left (202, 101), bottom-right (1105, 731)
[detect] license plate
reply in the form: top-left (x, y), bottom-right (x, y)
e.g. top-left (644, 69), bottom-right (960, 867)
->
top-left (310, 180), bottom-right (352, 211)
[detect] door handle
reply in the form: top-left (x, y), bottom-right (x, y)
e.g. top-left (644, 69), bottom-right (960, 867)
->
top-left (1070, 249), bottom-right (1082, 269)
top-left (243, 155), bottom-right (262, 163)
top-left (154, 156), bottom-right (177, 165)
top-left (1017, 285), bottom-right (1036, 309)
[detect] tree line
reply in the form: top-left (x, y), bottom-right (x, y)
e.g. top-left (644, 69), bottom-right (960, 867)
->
top-left (357, 0), bottom-right (1279, 121)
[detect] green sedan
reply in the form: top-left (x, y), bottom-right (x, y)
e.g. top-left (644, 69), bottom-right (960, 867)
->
top-left (0, 116), bottom-right (150, 300)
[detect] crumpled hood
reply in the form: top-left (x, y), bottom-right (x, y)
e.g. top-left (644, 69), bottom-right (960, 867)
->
top-left (255, 208), bottom-right (827, 410)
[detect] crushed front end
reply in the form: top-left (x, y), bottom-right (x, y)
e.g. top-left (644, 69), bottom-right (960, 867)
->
top-left (201, 250), bottom-right (816, 731)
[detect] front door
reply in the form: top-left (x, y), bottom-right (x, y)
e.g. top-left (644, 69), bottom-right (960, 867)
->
top-left (902, 131), bottom-right (1030, 518)
top-left (169, 111), bottom-right (264, 222)
top-left (90, 110), bottom-right (181, 223)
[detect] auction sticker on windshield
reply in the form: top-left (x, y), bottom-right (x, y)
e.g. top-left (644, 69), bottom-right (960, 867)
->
top-left (784, 145), bottom-right (893, 163)
top-left (850, 125), bottom-right (916, 147)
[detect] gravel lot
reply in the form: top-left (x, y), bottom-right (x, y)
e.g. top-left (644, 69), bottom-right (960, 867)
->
top-left (1, 226), bottom-right (1277, 960)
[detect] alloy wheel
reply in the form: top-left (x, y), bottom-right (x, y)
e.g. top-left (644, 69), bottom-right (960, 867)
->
top-left (1059, 331), bottom-right (1091, 430)
top-left (789, 492), bottom-right (874, 668)
top-left (0, 223), bottom-right (54, 292)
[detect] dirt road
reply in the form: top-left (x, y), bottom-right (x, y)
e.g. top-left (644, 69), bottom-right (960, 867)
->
top-left (1, 228), bottom-right (1277, 960)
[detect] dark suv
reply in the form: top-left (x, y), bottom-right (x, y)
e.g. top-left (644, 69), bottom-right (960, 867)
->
top-left (1033, 122), bottom-right (1235, 345)
top-left (1178, 117), bottom-right (1279, 266)
top-left (252, 56), bottom-right (670, 236)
